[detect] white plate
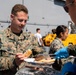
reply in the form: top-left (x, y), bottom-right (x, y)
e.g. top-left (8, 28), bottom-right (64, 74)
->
top-left (24, 58), bottom-right (55, 66)
top-left (24, 58), bottom-right (35, 62)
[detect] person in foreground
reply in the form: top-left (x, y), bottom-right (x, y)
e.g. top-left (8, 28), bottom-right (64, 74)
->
top-left (0, 4), bottom-right (43, 75)
top-left (54, 0), bottom-right (76, 74)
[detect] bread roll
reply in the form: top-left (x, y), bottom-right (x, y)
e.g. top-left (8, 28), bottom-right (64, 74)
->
top-left (23, 49), bottom-right (32, 57)
top-left (37, 58), bottom-right (55, 63)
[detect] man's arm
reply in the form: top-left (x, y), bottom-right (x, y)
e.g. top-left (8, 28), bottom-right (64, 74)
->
top-left (40, 38), bottom-right (44, 46)
top-left (0, 54), bottom-right (18, 72)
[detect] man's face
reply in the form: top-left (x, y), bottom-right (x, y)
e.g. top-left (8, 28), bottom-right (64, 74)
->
top-left (10, 11), bottom-right (28, 33)
top-left (66, 0), bottom-right (76, 25)
top-left (38, 30), bottom-right (40, 33)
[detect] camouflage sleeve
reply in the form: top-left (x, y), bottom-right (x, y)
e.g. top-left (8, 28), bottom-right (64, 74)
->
top-left (0, 32), bottom-right (17, 71)
top-left (68, 44), bottom-right (76, 56)
top-left (0, 54), bottom-right (18, 72)
top-left (49, 40), bottom-right (64, 53)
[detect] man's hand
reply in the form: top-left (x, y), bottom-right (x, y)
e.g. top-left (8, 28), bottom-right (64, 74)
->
top-left (54, 47), bottom-right (69, 59)
top-left (15, 53), bottom-right (26, 66)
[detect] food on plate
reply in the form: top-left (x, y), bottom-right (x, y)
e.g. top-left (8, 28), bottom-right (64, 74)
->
top-left (37, 58), bottom-right (55, 63)
top-left (35, 55), bottom-right (44, 61)
top-left (35, 55), bottom-right (55, 63)
top-left (23, 49), bottom-right (32, 57)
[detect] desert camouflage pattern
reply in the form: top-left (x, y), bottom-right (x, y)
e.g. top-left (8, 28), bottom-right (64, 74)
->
top-left (0, 26), bottom-right (44, 75)
top-left (68, 44), bottom-right (76, 56)
top-left (68, 44), bottom-right (76, 64)
top-left (49, 37), bottom-right (64, 54)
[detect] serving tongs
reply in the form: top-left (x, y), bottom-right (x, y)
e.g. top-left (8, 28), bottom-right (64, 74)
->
top-left (68, 55), bottom-right (76, 59)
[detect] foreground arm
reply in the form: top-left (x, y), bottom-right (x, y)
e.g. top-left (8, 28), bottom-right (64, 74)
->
top-left (54, 44), bottom-right (76, 59)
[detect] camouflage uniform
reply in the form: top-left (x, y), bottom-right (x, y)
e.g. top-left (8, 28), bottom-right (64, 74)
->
top-left (49, 37), bottom-right (64, 54)
top-left (68, 44), bottom-right (76, 64)
top-left (0, 26), bottom-right (44, 75)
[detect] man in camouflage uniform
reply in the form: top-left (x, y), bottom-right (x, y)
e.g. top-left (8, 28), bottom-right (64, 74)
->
top-left (0, 4), bottom-right (43, 75)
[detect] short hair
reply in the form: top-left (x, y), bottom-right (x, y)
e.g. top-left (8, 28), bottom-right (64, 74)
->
top-left (11, 4), bottom-right (28, 16)
top-left (36, 28), bottom-right (40, 32)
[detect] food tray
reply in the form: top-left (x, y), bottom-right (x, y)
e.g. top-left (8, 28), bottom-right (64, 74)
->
top-left (24, 58), bottom-right (55, 65)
